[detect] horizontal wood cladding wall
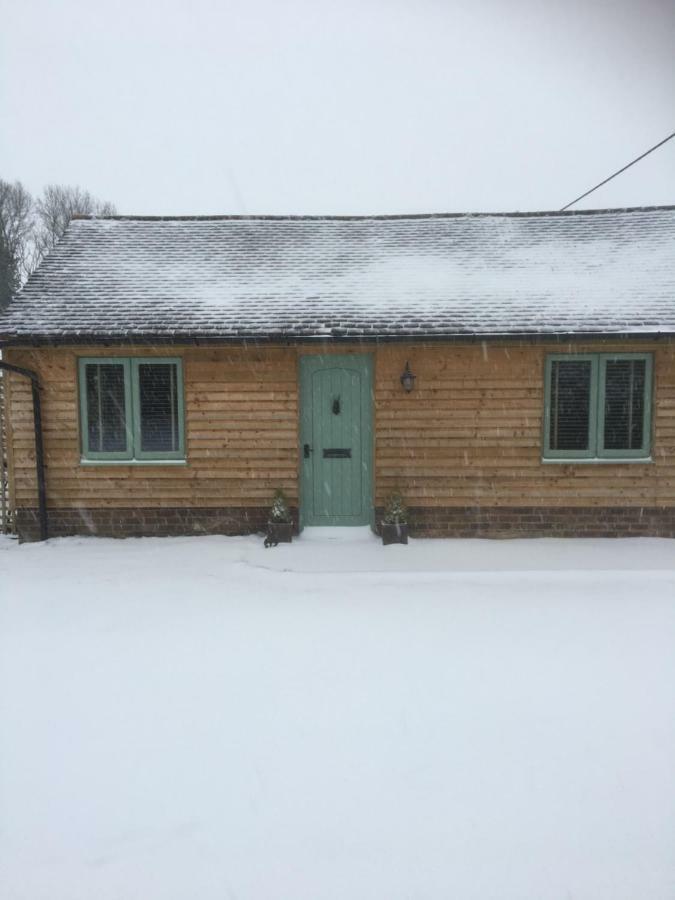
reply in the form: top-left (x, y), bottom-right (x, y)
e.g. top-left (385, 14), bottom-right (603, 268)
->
top-left (374, 341), bottom-right (675, 508)
top-left (5, 345), bottom-right (299, 510)
top-left (6, 339), bottom-right (675, 516)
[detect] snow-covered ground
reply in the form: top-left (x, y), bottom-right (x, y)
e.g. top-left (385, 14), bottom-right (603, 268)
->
top-left (1, 532), bottom-right (674, 900)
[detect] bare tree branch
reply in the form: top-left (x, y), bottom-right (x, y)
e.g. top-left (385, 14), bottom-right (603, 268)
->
top-left (34, 184), bottom-right (117, 263)
top-left (0, 179), bottom-right (116, 306)
top-left (0, 179), bottom-right (35, 285)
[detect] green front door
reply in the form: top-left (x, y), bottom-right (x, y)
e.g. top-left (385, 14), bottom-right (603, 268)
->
top-left (300, 354), bottom-right (373, 526)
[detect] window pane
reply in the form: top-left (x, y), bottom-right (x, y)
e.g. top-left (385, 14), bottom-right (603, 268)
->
top-left (138, 363), bottom-right (180, 452)
top-left (604, 359), bottom-right (646, 450)
top-left (549, 360), bottom-right (592, 451)
top-left (85, 364), bottom-right (128, 452)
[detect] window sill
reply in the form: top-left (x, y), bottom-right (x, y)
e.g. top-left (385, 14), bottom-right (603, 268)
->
top-left (80, 459), bottom-right (187, 467)
top-left (541, 457), bottom-right (652, 465)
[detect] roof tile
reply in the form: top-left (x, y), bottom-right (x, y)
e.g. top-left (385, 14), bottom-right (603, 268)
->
top-left (1, 208), bottom-right (674, 343)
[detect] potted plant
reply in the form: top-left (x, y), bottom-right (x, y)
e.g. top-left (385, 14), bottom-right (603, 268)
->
top-left (264, 489), bottom-right (293, 547)
top-left (381, 492), bottom-right (409, 545)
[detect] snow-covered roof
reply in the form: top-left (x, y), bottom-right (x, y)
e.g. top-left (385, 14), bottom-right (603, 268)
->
top-left (2, 207), bottom-right (674, 344)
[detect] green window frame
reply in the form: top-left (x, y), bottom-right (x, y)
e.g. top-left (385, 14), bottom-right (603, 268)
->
top-left (78, 357), bottom-right (185, 462)
top-left (544, 353), bottom-right (652, 461)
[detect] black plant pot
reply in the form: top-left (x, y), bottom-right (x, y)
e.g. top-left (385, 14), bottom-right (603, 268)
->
top-left (264, 521), bottom-right (293, 548)
top-left (381, 522), bottom-right (409, 545)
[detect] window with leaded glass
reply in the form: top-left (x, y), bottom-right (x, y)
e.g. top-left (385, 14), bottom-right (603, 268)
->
top-left (544, 353), bottom-right (652, 461)
top-left (79, 357), bottom-right (184, 461)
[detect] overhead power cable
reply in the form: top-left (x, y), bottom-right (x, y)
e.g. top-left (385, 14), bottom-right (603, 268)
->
top-left (560, 130), bottom-right (675, 211)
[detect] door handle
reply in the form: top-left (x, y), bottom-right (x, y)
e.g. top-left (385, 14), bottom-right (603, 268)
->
top-left (303, 443), bottom-right (313, 459)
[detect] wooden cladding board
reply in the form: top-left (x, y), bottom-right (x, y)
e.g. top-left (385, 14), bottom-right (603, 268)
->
top-left (5, 346), bottom-right (298, 509)
top-left (5, 340), bottom-right (675, 512)
top-left (374, 342), bottom-right (675, 508)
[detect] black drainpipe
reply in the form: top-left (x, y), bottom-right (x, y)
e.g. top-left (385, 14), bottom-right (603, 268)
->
top-left (0, 361), bottom-right (48, 541)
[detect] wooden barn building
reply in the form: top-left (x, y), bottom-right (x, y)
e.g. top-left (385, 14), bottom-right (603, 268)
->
top-left (1, 206), bottom-right (674, 542)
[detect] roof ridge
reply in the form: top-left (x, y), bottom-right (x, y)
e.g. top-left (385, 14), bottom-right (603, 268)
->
top-left (71, 205), bottom-right (675, 223)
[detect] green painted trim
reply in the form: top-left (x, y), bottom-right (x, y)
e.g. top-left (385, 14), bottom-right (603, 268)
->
top-left (543, 351), bottom-right (653, 462)
top-left (541, 457), bottom-right (653, 465)
top-left (299, 353), bottom-right (374, 527)
top-left (78, 358), bottom-right (133, 460)
top-left (80, 459), bottom-right (189, 467)
top-left (78, 355), bottom-right (185, 463)
top-left (543, 354), bottom-right (597, 459)
top-left (299, 360), bottom-right (313, 531)
top-left (597, 353), bottom-right (652, 459)
top-left (130, 358), bottom-right (185, 460)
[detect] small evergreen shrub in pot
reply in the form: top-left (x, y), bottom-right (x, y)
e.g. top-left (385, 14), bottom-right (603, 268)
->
top-left (264, 489), bottom-right (293, 547)
top-left (381, 492), bottom-right (408, 545)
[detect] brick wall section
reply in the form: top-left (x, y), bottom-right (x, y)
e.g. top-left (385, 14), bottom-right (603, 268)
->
top-left (16, 507), bottom-right (299, 542)
top-left (16, 505), bottom-right (675, 541)
top-left (374, 506), bottom-right (675, 539)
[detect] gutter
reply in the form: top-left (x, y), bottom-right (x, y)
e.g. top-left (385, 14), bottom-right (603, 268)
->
top-left (0, 361), bottom-right (47, 541)
top-left (0, 331), bottom-right (674, 349)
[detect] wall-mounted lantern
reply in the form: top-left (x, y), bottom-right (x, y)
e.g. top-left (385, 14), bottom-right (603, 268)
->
top-left (400, 361), bottom-right (416, 393)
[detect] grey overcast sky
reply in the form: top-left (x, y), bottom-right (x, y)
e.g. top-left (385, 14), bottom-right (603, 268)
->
top-left (1, 0), bottom-right (673, 215)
